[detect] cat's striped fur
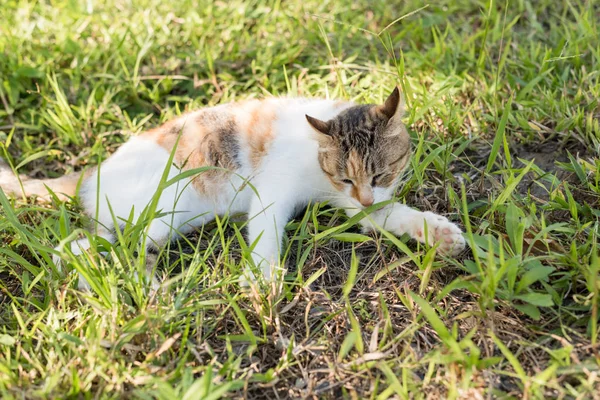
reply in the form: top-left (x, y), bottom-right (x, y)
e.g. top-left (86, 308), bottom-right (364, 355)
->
top-left (0, 88), bottom-right (465, 289)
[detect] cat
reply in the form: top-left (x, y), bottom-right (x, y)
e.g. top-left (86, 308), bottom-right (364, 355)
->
top-left (0, 87), bottom-right (465, 289)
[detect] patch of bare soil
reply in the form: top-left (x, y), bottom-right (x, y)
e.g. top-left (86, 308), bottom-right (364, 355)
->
top-left (450, 137), bottom-right (595, 207)
top-left (514, 140), bottom-right (580, 198)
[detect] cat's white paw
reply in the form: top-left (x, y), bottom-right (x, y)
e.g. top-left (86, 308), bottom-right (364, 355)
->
top-left (240, 262), bottom-right (283, 287)
top-left (239, 272), bottom-right (252, 288)
top-left (240, 265), bottom-right (263, 288)
top-left (53, 239), bottom-right (93, 291)
top-left (133, 270), bottom-right (161, 295)
top-left (421, 212), bottom-right (466, 256)
top-left (77, 275), bottom-right (92, 291)
top-left (54, 239), bottom-right (159, 293)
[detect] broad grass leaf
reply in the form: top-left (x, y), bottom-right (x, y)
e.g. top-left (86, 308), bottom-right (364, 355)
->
top-left (516, 263), bottom-right (554, 293)
top-left (514, 303), bottom-right (541, 320)
top-left (343, 247), bottom-right (359, 297)
top-left (505, 202), bottom-right (525, 255)
top-left (337, 331), bottom-right (358, 362)
top-left (486, 97), bottom-right (512, 174)
top-left (0, 334), bottom-right (16, 346)
top-left (514, 292), bottom-right (553, 307)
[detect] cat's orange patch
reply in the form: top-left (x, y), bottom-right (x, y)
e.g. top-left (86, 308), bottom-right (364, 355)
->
top-left (329, 180), bottom-right (343, 191)
top-left (146, 120), bottom-right (182, 155)
top-left (346, 150), bottom-right (362, 178)
top-left (145, 110), bottom-right (238, 199)
top-left (334, 100), bottom-right (349, 109)
top-left (236, 100), bottom-right (277, 168)
top-left (346, 149), bottom-right (374, 206)
top-left (349, 184), bottom-right (359, 202)
top-left (318, 149), bottom-right (343, 190)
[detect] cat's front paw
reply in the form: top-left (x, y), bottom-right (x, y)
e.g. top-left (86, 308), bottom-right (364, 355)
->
top-left (53, 239), bottom-right (93, 291)
top-left (421, 212), bottom-right (466, 256)
top-left (240, 261), bottom-right (285, 288)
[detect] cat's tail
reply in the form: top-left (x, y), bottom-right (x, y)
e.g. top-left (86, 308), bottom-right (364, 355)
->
top-left (0, 159), bottom-right (85, 201)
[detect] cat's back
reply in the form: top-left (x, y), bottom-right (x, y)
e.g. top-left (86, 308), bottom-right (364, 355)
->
top-left (232, 97), bottom-right (353, 167)
top-left (140, 96), bottom-right (352, 173)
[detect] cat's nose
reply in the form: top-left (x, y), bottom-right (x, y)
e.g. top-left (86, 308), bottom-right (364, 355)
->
top-left (360, 198), bottom-right (374, 207)
top-left (357, 187), bottom-right (374, 207)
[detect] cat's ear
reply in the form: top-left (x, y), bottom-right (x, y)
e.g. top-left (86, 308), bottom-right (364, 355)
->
top-left (376, 86), bottom-right (405, 120)
top-left (305, 114), bottom-right (332, 136)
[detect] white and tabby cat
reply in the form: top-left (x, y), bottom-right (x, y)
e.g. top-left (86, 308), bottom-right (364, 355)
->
top-left (0, 87), bottom-right (465, 288)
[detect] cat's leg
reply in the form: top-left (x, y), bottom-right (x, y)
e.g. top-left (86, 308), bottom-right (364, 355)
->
top-left (140, 216), bottom-right (200, 291)
top-left (243, 194), bottom-right (294, 285)
top-left (60, 207), bottom-right (203, 292)
top-left (127, 178), bottom-right (212, 291)
top-left (343, 203), bottom-right (465, 255)
top-left (53, 227), bottom-right (115, 290)
top-left (56, 226), bottom-right (162, 292)
top-left (65, 215), bottom-right (198, 292)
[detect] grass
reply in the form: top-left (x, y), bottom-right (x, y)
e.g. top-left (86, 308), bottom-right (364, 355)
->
top-left (1, 0), bottom-right (599, 398)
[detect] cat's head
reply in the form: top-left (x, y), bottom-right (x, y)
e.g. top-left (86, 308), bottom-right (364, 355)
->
top-left (306, 87), bottom-right (410, 208)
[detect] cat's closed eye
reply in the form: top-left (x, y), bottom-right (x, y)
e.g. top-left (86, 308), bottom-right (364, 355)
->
top-left (371, 173), bottom-right (384, 186)
top-left (342, 178), bottom-right (353, 185)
